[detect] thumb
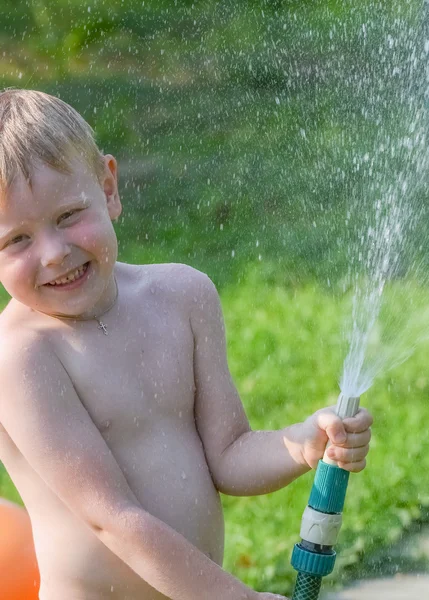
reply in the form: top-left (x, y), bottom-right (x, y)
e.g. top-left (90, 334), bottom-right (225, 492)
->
top-left (315, 409), bottom-right (347, 445)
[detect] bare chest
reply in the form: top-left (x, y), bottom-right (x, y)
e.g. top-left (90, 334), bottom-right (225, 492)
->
top-left (55, 309), bottom-right (196, 443)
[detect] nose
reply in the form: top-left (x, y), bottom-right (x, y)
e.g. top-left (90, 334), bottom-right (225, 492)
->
top-left (39, 233), bottom-right (71, 268)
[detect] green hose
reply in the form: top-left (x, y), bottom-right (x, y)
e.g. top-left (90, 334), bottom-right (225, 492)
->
top-left (290, 393), bottom-right (360, 600)
top-left (292, 573), bottom-right (322, 600)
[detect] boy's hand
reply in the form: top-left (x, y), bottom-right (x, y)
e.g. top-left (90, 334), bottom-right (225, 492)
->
top-left (257, 594), bottom-right (289, 599)
top-left (296, 406), bottom-right (373, 472)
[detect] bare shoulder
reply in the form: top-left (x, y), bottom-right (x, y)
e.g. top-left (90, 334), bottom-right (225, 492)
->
top-left (0, 297), bottom-right (44, 340)
top-left (0, 298), bottom-right (23, 332)
top-left (143, 262), bottom-right (216, 296)
top-left (0, 324), bottom-right (53, 374)
top-left (125, 262), bottom-right (217, 308)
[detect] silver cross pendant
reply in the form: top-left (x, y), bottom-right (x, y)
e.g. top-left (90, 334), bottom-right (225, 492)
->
top-left (98, 320), bottom-right (108, 335)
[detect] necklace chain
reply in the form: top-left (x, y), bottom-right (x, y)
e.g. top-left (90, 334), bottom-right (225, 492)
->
top-left (45, 277), bottom-right (118, 335)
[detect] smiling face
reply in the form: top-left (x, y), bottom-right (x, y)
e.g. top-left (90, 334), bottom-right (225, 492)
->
top-left (0, 155), bottom-right (122, 319)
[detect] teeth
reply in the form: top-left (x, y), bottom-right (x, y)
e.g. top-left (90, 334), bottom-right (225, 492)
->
top-left (49, 264), bottom-right (87, 286)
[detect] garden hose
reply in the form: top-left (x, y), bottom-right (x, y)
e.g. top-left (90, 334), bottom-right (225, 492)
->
top-left (290, 393), bottom-right (360, 600)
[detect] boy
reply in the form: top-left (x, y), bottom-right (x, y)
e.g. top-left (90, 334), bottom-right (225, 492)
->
top-left (0, 89), bottom-right (372, 600)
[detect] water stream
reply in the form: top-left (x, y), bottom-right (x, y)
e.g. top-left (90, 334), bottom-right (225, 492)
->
top-left (339, 5), bottom-right (429, 398)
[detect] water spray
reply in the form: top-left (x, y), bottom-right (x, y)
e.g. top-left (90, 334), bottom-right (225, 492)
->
top-left (290, 392), bottom-right (360, 600)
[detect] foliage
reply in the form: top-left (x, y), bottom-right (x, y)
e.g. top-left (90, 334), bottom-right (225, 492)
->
top-left (218, 267), bottom-right (429, 594)
top-left (1, 0), bottom-right (429, 285)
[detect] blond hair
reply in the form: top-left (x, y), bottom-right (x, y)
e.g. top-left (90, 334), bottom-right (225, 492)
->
top-left (0, 89), bottom-right (105, 194)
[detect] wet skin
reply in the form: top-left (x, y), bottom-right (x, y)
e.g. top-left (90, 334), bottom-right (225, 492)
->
top-left (0, 262), bottom-right (226, 599)
top-left (0, 161), bottom-right (234, 598)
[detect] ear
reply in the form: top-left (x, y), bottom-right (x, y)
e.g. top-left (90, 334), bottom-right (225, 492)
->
top-left (101, 154), bottom-right (122, 221)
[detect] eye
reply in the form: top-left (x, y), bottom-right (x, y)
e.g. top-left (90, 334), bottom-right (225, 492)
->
top-left (8, 235), bottom-right (25, 246)
top-left (1, 234), bottom-right (26, 250)
top-left (58, 209), bottom-right (79, 223)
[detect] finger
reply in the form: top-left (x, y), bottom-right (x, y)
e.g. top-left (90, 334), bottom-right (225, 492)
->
top-left (327, 444), bottom-right (369, 463)
top-left (340, 429), bottom-right (371, 449)
top-left (337, 458), bottom-right (366, 473)
top-left (316, 411), bottom-right (347, 444)
top-left (342, 408), bottom-right (373, 433)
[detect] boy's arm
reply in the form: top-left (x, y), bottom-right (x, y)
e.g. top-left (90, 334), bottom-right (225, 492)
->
top-left (190, 270), bottom-right (310, 496)
top-left (190, 270), bottom-right (371, 496)
top-left (0, 337), bottom-right (259, 600)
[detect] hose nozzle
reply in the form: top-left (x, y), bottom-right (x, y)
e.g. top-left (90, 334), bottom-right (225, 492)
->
top-left (335, 393), bottom-right (360, 419)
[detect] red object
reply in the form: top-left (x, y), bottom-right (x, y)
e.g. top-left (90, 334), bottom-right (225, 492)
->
top-left (0, 498), bottom-right (40, 599)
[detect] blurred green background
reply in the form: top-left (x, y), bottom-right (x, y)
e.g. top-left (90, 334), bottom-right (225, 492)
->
top-left (1, 0), bottom-right (429, 596)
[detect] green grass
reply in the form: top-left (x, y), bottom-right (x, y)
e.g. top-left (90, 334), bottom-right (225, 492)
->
top-left (2, 265), bottom-right (429, 595)
top-left (219, 268), bottom-right (429, 594)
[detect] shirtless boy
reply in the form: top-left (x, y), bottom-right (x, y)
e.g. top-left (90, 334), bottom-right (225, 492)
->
top-left (0, 89), bottom-right (372, 600)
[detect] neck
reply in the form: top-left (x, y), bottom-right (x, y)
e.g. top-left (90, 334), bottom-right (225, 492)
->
top-left (39, 276), bottom-right (119, 323)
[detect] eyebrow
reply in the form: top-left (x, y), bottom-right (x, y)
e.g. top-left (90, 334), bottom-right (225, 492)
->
top-left (0, 198), bottom-right (90, 241)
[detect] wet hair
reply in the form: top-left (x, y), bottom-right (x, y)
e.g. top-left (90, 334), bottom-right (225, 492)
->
top-left (0, 88), bottom-right (105, 195)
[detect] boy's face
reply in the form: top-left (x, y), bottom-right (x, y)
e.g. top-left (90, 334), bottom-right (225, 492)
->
top-left (0, 155), bottom-right (122, 319)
